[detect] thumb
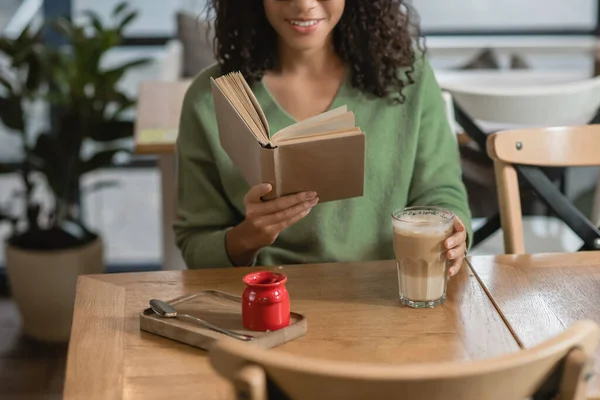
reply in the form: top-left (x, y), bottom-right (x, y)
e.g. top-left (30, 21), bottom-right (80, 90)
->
top-left (245, 183), bottom-right (272, 203)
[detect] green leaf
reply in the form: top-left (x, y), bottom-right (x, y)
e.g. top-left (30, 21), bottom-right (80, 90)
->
top-left (112, 2), bottom-right (129, 18)
top-left (97, 29), bottom-right (121, 52)
top-left (16, 24), bottom-right (31, 44)
top-left (29, 23), bottom-right (44, 42)
top-left (110, 58), bottom-right (152, 72)
top-left (0, 96), bottom-right (24, 131)
top-left (25, 53), bottom-right (44, 93)
top-left (117, 10), bottom-right (138, 33)
top-left (11, 47), bottom-right (32, 67)
top-left (100, 58), bottom-right (151, 88)
top-left (0, 38), bottom-right (14, 56)
top-left (82, 10), bottom-right (104, 33)
top-left (109, 92), bottom-right (136, 119)
top-left (79, 149), bottom-right (124, 174)
top-left (52, 17), bottom-right (75, 39)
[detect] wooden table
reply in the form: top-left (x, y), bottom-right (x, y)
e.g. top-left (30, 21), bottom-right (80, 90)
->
top-left (63, 259), bottom-right (519, 399)
top-left (469, 252), bottom-right (600, 400)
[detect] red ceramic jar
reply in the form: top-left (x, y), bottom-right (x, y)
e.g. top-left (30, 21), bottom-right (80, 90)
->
top-left (242, 271), bottom-right (290, 331)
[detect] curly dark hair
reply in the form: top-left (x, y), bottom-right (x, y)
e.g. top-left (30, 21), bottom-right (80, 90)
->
top-left (205, 0), bottom-right (425, 104)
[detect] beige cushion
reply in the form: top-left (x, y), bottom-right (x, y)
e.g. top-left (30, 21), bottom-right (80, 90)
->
top-left (176, 12), bottom-right (216, 78)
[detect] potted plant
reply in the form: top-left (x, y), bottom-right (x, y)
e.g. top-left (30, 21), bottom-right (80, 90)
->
top-left (0, 2), bottom-right (150, 342)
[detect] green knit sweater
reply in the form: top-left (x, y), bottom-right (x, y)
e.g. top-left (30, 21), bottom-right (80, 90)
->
top-left (173, 58), bottom-right (472, 269)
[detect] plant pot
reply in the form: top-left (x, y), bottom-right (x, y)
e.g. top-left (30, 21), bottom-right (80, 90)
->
top-left (5, 237), bottom-right (104, 342)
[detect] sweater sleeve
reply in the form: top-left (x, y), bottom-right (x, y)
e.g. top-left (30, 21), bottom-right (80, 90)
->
top-left (406, 59), bottom-right (473, 249)
top-left (172, 83), bottom-right (240, 269)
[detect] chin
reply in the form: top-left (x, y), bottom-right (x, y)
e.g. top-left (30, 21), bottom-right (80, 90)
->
top-left (282, 35), bottom-right (329, 52)
top-left (290, 42), bottom-right (326, 52)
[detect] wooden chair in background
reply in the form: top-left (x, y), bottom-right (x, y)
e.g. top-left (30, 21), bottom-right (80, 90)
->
top-left (487, 125), bottom-right (600, 254)
top-left (209, 320), bottom-right (599, 400)
top-left (439, 73), bottom-right (600, 253)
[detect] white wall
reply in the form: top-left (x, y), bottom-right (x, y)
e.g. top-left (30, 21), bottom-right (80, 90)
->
top-left (72, 0), bottom-right (597, 36)
top-left (72, 0), bottom-right (208, 36)
top-left (412, 0), bottom-right (597, 31)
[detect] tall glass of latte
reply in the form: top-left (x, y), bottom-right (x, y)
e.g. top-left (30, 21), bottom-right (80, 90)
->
top-left (391, 206), bottom-right (454, 308)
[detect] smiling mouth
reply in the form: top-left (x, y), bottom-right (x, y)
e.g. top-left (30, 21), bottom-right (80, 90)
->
top-left (287, 19), bottom-right (322, 27)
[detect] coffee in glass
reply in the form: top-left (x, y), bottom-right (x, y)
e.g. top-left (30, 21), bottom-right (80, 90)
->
top-left (391, 206), bottom-right (455, 308)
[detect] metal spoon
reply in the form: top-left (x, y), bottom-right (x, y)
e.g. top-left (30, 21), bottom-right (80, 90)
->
top-left (149, 299), bottom-right (254, 341)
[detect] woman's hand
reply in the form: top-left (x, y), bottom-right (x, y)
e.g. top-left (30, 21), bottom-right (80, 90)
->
top-left (444, 216), bottom-right (467, 277)
top-left (226, 183), bottom-right (319, 266)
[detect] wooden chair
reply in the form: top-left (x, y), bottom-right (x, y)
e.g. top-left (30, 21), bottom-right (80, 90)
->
top-left (438, 72), bottom-right (600, 253)
top-left (209, 320), bottom-right (599, 400)
top-left (487, 125), bottom-right (600, 254)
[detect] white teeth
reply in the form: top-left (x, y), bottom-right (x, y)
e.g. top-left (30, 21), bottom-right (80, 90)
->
top-left (290, 20), bottom-right (319, 27)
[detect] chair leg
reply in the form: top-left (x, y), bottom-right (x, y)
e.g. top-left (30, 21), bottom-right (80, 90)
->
top-left (558, 349), bottom-right (590, 400)
top-left (543, 168), bottom-right (567, 218)
top-left (233, 365), bottom-right (267, 400)
top-left (549, 169), bottom-right (568, 217)
top-left (518, 166), bottom-right (600, 251)
top-left (560, 169), bottom-right (568, 195)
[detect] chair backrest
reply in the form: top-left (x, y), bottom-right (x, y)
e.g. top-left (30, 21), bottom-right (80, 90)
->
top-left (486, 125), bottom-right (600, 253)
top-left (437, 71), bottom-right (600, 127)
top-left (441, 90), bottom-right (458, 140)
top-left (209, 320), bottom-right (599, 400)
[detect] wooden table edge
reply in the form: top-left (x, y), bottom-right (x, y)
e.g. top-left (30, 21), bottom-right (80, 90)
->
top-left (63, 275), bottom-right (127, 400)
top-left (133, 143), bottom-right (175, 155)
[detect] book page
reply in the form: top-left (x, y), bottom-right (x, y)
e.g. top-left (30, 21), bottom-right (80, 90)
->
top-left (214, 73), bottom-right (270, 144)
top-left (238, 74), bottom-right (270, 136)
top-left (230, 74), bottom-right (267, 138)
top-left (273, 111), bottom-right (355, 142)
top-left (273, 106), bottom-right (348, 140)
top-left (274, 126), bottom-right (362, 144)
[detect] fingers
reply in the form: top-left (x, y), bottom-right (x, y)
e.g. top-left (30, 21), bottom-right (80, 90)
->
top-left (258, 191), bottom-right (317, 216)
top-left (241, 185), bottom-right (319, 249)
top-left (447, 242), bottom-right (466, 261)
top-left (272, 204), bottom-right (314, 232)
top-left (448, 256), bottom-right (464, 276)
top-left (261, 196), bottom-right (319, 226)
top-left (244, 184), bottom-right (317, 215)
top-left (446, 216), bottom-right (467, 276)
top-left (445, 226), bottom-right (467, 249)
top-left (447, 242), bottom-right (466, 276)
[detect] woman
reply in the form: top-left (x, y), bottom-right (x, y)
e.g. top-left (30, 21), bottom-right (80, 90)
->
top-left (173, 0), bottom-right (472, 274)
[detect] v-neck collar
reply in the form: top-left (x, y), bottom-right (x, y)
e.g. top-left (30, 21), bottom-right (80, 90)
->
top-left (252, 69), bottom-right (353, 132)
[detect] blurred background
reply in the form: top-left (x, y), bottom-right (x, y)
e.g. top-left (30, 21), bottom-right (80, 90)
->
top-left (0, 0), bottom-right (598, 274)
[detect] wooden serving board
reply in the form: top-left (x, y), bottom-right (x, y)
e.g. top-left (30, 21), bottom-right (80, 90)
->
top-left (139, 290), bottom-right (307, 350)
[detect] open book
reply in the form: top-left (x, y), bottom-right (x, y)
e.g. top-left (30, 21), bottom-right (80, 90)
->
top-left (210, 72), bottom-right (366, 202)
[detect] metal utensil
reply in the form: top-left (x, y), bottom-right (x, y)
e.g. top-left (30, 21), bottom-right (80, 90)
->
top-left (149, 299), bottom-right (254, 341)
